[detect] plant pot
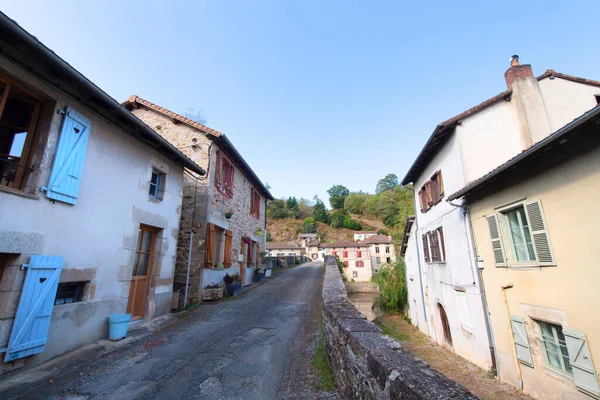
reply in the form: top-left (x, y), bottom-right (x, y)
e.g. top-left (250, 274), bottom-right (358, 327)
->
top-left (108, 313), bottom-right (131, 341)
top-left (202, 287), bottom-right (224, 301)
top-left (225, 282), bottom-right (242, 296)
top-left (253, 273), bottom-right (265, 283)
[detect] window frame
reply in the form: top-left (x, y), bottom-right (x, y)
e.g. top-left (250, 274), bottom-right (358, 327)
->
top-left (422, 227), bottom-right (446, 263)
top-left (355, 260), bottom-right (364, 268)
top-left (0, 75), bottom-right (43, 191)
top-left (215, 151), bottom-right (234, 198)
top-left (54, 281), bottom-right (86, 305)
top-left (250, 188), bottom-right (261, 218)
top-left (148, 168), bottom-right (166, 200)
top-left (343, 251), bottom-right (348, 258)
top-left (419, 170), bottom-right (444, 213)
top-left (536, 320), bottom-right (574, 378)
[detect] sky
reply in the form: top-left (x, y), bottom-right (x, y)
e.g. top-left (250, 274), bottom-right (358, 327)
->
top-left (1, 0), bottom-right (599, 206)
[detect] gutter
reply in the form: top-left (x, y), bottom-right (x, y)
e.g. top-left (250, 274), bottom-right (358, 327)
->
top-left (448, 104), bottom-right (600, 200)
top-left (0, 12), bottom-right (205, 176)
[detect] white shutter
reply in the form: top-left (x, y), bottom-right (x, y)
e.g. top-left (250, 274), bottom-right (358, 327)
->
top-left (510, 315), bottom-right (534, 367)
top-left (563, 328), bottom-right (600, 399)
top-left (486, 214), bottom-right (506, 267)
top-left (524, 200), bottom-right (555, 266)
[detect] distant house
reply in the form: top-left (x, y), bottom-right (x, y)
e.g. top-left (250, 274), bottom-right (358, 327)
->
top-left (360, 235), bottom-right (396, 274)
top-left (321, 240), bottom-right (372, 281)
top-left (297, 234), bottom-right (322, 260)
top-left (401, 55), bottom-right (600, 371)
top-left (266, 242), bottom-right (304, 257)
top-left (123, 96), bottom-right (273, 308)
top-left (448, 104), bottom-right (600, 400)
top-left (0, 15), bottom-right (204, 373)
top-left (353, 231), bottom-right (377, 241)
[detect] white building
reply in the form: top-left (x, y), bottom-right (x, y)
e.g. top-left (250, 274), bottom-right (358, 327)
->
top-left (359, 235), bottom-right (396, 275)
top-left (401, 56), bottom-right (600, 372)
top-left (0, 16), bottom-right (205, 374)
top-left (353, 231), bottom-right (378, 241)
top-left (266, 242), bottom-right (305, 257)
top-left (321, 240), bottom-right (372, 281)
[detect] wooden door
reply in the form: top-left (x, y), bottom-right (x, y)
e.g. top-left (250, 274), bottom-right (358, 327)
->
top-left (438, 303), bottom-right (453, 347)
top-left (127, 226), bottom-right (156, 319)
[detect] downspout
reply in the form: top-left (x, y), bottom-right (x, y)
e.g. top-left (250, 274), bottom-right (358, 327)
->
top-left (449, 198), bottom-right (499, 377)
top-left (406, 186), bottom-right (430, 337)
top-left (502, 283), bottom-right (522, 389)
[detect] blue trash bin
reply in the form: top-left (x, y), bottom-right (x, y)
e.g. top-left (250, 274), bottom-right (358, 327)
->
top-left (108, 313), bottom-right (132, 341)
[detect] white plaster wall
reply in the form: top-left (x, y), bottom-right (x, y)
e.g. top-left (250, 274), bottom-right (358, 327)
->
top-left (412, 133), bottom-right (492, 370)
top-left (539, 77), bottom-right (599, 132)
top-left (404, 221), bottom-right (429, 336)
top-left (456, 100), bottom-right (526, 184)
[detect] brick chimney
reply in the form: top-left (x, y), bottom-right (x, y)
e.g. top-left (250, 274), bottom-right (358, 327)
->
top-left (504, 55), bottom-right (552, 145)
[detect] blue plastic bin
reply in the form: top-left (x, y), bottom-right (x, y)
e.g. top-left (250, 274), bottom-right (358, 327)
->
top-left (108, 313), bottom-right (132, 341)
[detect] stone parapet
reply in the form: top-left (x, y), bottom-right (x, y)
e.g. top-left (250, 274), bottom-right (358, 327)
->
top-left (322, 257), bottom-right (479, 399)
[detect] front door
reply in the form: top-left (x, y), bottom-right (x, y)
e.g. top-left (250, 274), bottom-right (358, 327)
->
top-left (127, 226), bottom-right (156, 319)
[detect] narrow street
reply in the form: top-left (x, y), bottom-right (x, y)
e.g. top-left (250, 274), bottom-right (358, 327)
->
top-left (0, 262), bottom-right (335, 400)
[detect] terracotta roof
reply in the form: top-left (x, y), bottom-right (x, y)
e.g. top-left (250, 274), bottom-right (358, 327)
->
top-left (401, 69), bottom-right (600, 186)
top-left (122, 95), bottom-right (274, 200)
top-left (447, 103), bottom-right (600, 200)
top-left (266, 242), bottom-right (303, 250)
top-left (307, 239), bottom-right (320, 246)
top-left (321, 240), bottom-right (369, 248)
top-left (361, 235), bottom-right (394, 245)
top-left (353, 231), bottom-right (378, 235)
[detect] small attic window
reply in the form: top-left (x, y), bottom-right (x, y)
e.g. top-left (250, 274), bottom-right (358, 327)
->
top-left (595, 94), bottom-right (600, 104)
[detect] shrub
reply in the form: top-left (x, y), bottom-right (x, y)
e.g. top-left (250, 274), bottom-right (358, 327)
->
top-left (302, 217), bottom-right (317, 233)
top-left (372, 260), bottom-right (408, 313)
top-left (328, 209), bottom-right (348, 228)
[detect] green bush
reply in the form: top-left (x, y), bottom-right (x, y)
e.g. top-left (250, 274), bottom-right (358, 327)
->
top-left (302, 217), bottom-right (317, 233)
top-left (328, 209), bottom-right (348, 228)
top-left (342, 215), bottom-right (362, 230)
top-left (372, 260), bottom-right (408, 313)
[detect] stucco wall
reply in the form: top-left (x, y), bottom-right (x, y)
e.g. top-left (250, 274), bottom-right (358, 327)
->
top-left (323, 247), bottom-right (372, 281)
top-left (539, 77), bottom-right (599, 132)
top-left (367, 242), bottom-right (396, 275)
top-left (469, 137), bottom-right (600, 400)
top-left (0, 56), bottom-right (183, 370)
top-left (130, 108), bottom-right (267, 303)
top-left (404, 220), bottom-right (429, 337)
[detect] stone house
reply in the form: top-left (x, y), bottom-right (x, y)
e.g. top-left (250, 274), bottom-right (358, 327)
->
top-left (401, 56), bottom-right (600, 372)
top-left (447, 104), bottom-right (600, 400)
top-left (123, 96), bottom-right (273, 308)
top-left (359, 235), bottom-right (396, 275)
top-left (321, 240), bottom-right (372, 281)
top-left (0, 15), bottom-right (205, 373)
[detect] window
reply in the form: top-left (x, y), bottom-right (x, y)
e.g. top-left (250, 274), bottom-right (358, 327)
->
top-left (537, 321), bottom-right (573, 375)
top-left (422, 227), bottom-right (446, 263)
top-left (356, 251), bottom-right (362, 258)
top-left (487, 200), bottom-right (555, 267)
top-left (352, 271), bottom-right (358, 278)
top-left (385, 247), bottom-right (390, 253)
top-left (343, 251), bottom-right (348, 258)
top-left (595, 94), bottom-right (600, 104)
top-left (54, 282), bottom-right (86, 305)
top-left (343, 261), bottom-right (349, 268)
top-left (418, 170), bottom-right (444, 213)
top-left (332, 251), bottom-right (337, 256)
top-left (375, 247), bottom-right (380, 254)
top-left (0, 77), bottom-right (42, 190)
top-left (205, 223), bottom-right (231, 268)
top-left (288, 252), bottom-right (296, 256)
top-left (355, 260), bottom-right (364, 267)
top-left (277, 253), bottom-right (285, 256)
top-left (386, 257), bottom-right (391, 263)
top-left (149, 168), bottom-right (165, 199)
top-left (250, 188), bottom-right (261, 218)
top-left (376, 257), bottom-right (381, 264)
top-left (215, 151), bottom-right (234, 197)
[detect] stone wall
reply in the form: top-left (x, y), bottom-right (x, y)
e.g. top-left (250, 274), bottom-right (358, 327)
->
top-left (344, 281), bottom-right (379, 294)
top-left (322, 258), bottom-right (479, 399)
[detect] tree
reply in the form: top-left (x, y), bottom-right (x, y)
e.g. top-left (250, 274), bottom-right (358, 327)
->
top-left (328, 209), bottom-right (348, 228)
top-left (183, 108), bottom-right (207, 125)
top-left (344, 193), bottom-right (368, 214)
top-left (267, 199), bottom-right (288, 219)
top-left (297, 198), bottom-right (313, 220)
top-left (376, 174), bottom-right (399, 194)
top-left (313, 197), bottom-right (328, 223)
top-left (302, 217), bottom-right (317, 233)
top-left (327, 185), bottom-right (350, 209)
top-left (286, 196), bottom-right (298, 212)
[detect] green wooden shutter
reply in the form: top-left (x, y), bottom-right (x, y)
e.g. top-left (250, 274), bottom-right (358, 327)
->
top-left (563, 328), bottom-right (600, 399)
top-left (524, 200), bottom-right (555, 266)
top-left (486, 214), bottom-right (506, 267)
top-left (509, 315), bottom-right (534, 367)
top-left (42, 107), bottom-right (91, 205)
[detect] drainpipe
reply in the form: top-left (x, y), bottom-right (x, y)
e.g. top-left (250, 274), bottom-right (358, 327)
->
top-left (406, 186), bottom-right (430, 337)
top-left (464, 204), bottom-right (499, 377)
top-left (502, 283), bottom-right (523, 390)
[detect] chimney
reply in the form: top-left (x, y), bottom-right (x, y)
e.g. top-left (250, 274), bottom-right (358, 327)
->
top-left (504, 55), bottom-right (534, 88)
top-left (503, 55), bottom-right (552, 145)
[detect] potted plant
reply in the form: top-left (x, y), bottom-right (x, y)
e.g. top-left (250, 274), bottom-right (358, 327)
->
top-left (224, 273), bottom-right (242, 296)
top-left (202, 282), bottom-right (224, 301)
top-left (224, 209), bottom-right (234, 219)
top-left (255, 228), bottom-right (263, 236)
top-left (253, 266), bottom-right (265, 283)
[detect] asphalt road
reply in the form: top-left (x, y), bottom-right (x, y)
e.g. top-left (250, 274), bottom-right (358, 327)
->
top-left (1, 262), bottom-right (337, 400)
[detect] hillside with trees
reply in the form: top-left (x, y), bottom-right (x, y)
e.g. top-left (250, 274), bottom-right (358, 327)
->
top-left (266, 174), bottom-right (414, 244)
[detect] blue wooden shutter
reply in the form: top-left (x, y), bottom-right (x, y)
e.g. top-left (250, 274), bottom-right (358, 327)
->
top-left (563, 328), bottom-right (600, 399)
top-left (42, 107), bottom-right (91, 204)
top-left (5, 256), bottom-right (63, 362)
top-left (509, 315), bottom-right (534, 368)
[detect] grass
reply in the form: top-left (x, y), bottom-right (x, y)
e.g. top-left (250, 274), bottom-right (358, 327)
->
top-left (374, 318), bottom-right (410, 342)
top-left (312, 321), bottom-right (335, 390)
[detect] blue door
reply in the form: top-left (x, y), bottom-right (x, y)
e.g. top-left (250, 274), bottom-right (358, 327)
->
top-left (5, 255), bottom-right (63, 362)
